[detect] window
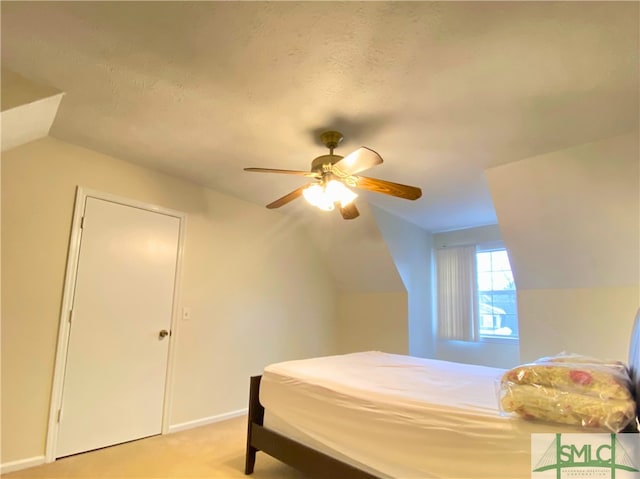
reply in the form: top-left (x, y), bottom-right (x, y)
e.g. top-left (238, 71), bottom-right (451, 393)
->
top-left (435, 243), bottom-right (519, 342)
top-left (476, 248), bottom-right (518, 339)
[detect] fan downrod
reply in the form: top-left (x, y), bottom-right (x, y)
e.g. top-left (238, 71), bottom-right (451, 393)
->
top-left (312, 130), bottom-right (345, 172)
top-left (320, 131), bottom-right (344, 153)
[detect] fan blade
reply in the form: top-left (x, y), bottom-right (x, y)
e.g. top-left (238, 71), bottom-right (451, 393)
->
top-left (245, 167), bottom-right (319, 178)
top-left (332, 147), bottom-right (383, 176)
top-left (354, 176), bottom-right (422, 200)
top-left (266, 185), bottom-right (308, 209)
top-left (337, 202), bottom-right (360, 220)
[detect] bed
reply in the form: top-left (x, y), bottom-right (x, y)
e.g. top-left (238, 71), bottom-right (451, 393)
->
top-left (245, 310), bottom-right (640, 479)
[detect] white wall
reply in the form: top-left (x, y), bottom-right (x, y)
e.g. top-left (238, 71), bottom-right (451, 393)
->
top-left (433, 225), bottom-right (521, 368)
top-left (433, 225), bottom-right (504, 250)
top-left (486, 132), bottom-right (639, 362)
top-left (371, 206), bottom-right (435, 358)
top-left (434, 339), bottom-right (519, 369)
top-left (1, 137), bottom-right (338, 464)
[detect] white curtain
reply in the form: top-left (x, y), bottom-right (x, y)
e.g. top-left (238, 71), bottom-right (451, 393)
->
top-left (436, 245), bottom-right (479, 341)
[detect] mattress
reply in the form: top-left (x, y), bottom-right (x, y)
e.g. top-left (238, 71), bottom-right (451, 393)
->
top-left (260, 351), bottom-right (590, 479)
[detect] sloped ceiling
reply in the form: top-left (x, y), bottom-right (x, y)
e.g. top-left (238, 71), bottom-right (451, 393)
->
top-left (1, 2), bottom-right (638, 232)
top-left (303, 202), bottom-right (404, 292)
top-left (486, 132), bottom-right (639, 290)
top-left (1, 69), bottom-right (63, 152)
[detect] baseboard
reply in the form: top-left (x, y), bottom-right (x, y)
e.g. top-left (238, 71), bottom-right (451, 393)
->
top-left (1, 411), bottom-right (247, 472)
top-left (1, 455), bottom-right (46, 474)
top-left (168, 408), bottom-right (247, 434)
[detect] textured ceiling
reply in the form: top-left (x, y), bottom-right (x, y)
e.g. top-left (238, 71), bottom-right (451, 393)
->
top-left (2, 1), bottom-right (638, 231)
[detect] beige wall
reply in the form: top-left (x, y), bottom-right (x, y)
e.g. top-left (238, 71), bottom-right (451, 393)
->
top-left (517, 287), bottom-right (639, 362)
top-left (1, 137), bottom-right (338, 463)
top-left (487, 132), bottom-right (640, 362)
top-left (336, 291), bottom-right (408, 355)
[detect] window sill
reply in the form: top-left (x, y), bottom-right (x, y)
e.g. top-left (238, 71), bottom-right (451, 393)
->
top-left (479, 335), bottom-right (519, 344)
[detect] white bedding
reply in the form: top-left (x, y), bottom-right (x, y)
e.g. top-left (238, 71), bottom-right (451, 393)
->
top-left (260, 351), bottom-right (590, 479)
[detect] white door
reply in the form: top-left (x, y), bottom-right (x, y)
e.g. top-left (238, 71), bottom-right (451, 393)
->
top-left (56, 197), bottom-right (180, 458)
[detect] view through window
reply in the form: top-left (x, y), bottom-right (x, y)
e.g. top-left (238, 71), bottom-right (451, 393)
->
top-left (477, 248), bottom-right (518, 339)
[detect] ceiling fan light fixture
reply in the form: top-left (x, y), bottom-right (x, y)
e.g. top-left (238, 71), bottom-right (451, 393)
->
top-left (302, 180), bottom-right (357, 211)
top-left (303, 183), bottom-right (334, 211)
top-left (326, 180), bottom-right (358, 207)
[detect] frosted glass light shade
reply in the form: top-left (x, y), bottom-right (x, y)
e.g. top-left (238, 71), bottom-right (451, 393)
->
top-left (302, 180), bottom-right (357, 211)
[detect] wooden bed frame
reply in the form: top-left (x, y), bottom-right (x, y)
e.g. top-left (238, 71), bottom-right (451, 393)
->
top-left (245, 310), bottom-right (640, 478)
top-left (244, 375), bottom-right (379, 479)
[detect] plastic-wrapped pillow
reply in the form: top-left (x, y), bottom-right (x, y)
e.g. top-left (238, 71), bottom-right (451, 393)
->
top-left (500, 383), bottom-right (636, 431)
top-left (499, 353), bottom-right (635, 432)
top-left (502, 360), bottom-right (632, 401)
top-left (536, 352), bottom-right (628, 374)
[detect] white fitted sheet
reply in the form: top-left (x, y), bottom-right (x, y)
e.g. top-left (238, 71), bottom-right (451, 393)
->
top-left (260, 351), bottom-right (588, 479)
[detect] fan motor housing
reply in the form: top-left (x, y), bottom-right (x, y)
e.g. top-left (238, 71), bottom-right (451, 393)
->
top-left (311, 154), bottom-right (343, 173)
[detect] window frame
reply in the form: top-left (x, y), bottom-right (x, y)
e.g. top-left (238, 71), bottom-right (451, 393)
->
top-left (475, 242), bottom-right (519, 342)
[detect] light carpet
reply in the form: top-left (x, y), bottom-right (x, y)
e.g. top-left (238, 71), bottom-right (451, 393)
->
top-left (4, 416), bottom-right (308, 479)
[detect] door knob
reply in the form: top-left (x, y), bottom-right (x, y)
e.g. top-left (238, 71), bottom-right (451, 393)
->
top-left (159, 329), bottom-right (170, 339)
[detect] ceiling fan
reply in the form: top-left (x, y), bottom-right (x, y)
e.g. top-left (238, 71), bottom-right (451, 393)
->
top-left (244, 131), bottom-right (422, 220)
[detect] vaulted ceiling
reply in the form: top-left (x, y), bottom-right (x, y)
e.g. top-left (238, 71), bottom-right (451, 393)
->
top-left (2, 1), bottom-right (638, 231)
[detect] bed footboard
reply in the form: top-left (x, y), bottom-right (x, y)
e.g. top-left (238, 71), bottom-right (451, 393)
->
top-left (244, 375), bottom-right (379, 479)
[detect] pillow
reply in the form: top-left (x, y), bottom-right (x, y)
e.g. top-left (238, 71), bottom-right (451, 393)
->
top-left (500, 383), bottom-right (636, 432)
top-left (501, 359), bottom-right (632, 401)
top-left (537, 352), bottom-right (628, 373)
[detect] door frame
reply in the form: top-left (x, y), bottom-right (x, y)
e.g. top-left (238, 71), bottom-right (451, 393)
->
top-left (45, 187), bottom-right (186, 463)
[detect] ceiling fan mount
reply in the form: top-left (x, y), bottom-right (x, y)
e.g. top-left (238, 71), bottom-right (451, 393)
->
top-left (319, 130), bottom-right (344, 150)
top-left (244, 130), bottom-right (422, 220)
